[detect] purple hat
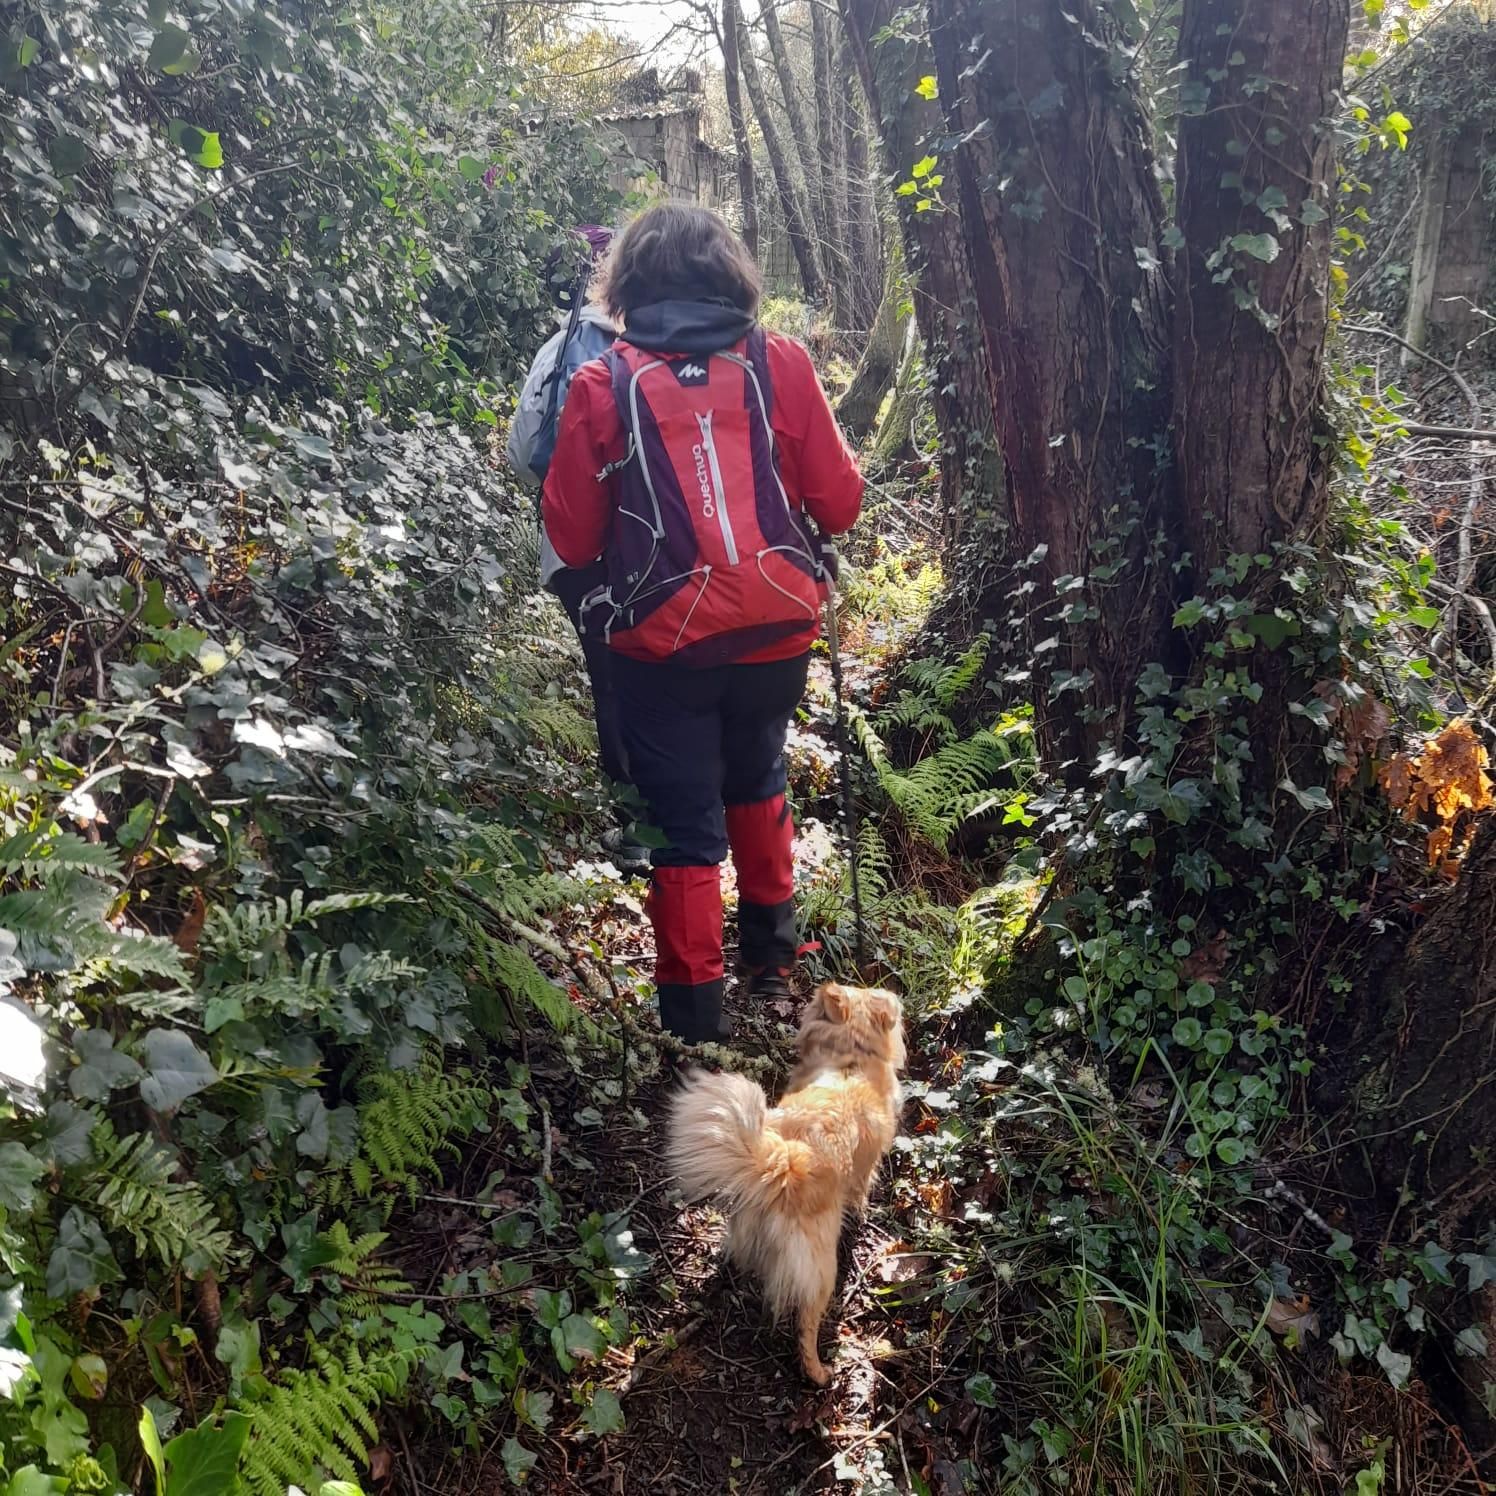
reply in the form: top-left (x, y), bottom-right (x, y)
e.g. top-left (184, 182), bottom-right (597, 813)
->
top-left (575, 224), bottom-right (615, 260)
top-left (546, 226), bottom-right (615, 309)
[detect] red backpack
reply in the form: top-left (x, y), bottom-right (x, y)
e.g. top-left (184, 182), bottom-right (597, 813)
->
top-left (578, 329), bottom-right (829, 665)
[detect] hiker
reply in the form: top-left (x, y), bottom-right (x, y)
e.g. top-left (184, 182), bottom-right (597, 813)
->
top-left (542, 204), bottom-right (863, 1043)
top-left (507, 225), bottom-right (651, 871)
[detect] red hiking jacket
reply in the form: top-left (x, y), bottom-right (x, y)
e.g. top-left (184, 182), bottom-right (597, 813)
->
top-left (542, 325), bottom-right (863, 664)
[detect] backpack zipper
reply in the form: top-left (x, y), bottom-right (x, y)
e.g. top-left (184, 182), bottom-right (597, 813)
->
top-left (694, 411), bottom-right (739, 566)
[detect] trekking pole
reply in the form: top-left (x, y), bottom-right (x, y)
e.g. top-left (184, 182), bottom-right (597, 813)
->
top-left (822, 587), bottom-right (869, 972)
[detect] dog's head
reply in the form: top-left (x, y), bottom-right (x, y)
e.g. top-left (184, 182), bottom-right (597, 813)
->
top-left (799, 981), bottom-right (905, 1071)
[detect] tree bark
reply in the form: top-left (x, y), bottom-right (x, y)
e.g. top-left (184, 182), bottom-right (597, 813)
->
top-left (761, 0), bottom-right (827, 254)
top-left (720, 0), bottom-right (759, 258)
top-left (1360, 814), bottom-right (1496, 1455)
top-left (839, 0), bottom-right (1003, 549)
top-left (1173, 0), bottom-right (1348, 576)
top-left (929, 0), bottom-right (1176, 768)
top-left (736, 13), bottom-right (826, 303)
top-left (840, 37), bottom-right (881, 326)
top-left (872, 316), bottom-right (920, 466)
top-left (1171, 0), bottom-right (1348, 797)
top-left (836, 247), bottom-right (908, 441)
top-left (811, 0), bottom-right (850, 321)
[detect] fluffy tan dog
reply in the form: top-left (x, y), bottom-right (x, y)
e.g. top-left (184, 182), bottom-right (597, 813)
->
top-left (666, 981), bottom-right (905, 1384)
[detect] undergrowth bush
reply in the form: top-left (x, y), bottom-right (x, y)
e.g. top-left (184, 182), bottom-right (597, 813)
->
top-left (0, 0), bottom-right (632, 1486)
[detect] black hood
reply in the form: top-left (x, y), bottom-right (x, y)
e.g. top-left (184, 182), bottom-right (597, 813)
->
top-left (621, 299), bottom-right (756, 355)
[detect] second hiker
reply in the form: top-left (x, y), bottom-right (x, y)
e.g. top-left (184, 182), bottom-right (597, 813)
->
top-left (542, 204), bottom-right (863, 1043)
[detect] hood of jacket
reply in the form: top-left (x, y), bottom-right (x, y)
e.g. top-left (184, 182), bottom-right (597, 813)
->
top-left (621, 299), bottom-right (756, 356)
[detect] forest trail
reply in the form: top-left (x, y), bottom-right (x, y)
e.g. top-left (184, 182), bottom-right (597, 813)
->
top-left (409, 635), bottom-right (972, 1496)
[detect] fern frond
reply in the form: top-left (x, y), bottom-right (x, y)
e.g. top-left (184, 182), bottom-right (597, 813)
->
top-left (87, 1127), bottom-right (232, 1272)
top-left (314, 1222), bottom-right (412, 1321)
top-left (240, 1343), bottom-right (418, 1496)
top-left (484, 937), bottom-right (602, 1040)
top-left (339, 1044), bottom-right (489, 1199)
top-left (0, 828), bottom-right (121, 879)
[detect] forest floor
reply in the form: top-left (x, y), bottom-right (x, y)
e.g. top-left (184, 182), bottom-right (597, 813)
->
top-left (389, 568), bottom-right (1488, 1496)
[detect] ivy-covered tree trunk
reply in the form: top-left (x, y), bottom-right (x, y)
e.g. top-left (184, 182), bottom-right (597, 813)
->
top-left (1359, 813), bottom-right (1496, 1455)
top-left (720, 0), bottom-right (759, 258)
top-left (1173, 0), bottom-right (1346, 577)
top-left (839, 0), bottom-right (1003, 541)
top-left (836, 247), bottom-right (907, 441)
top-left (928, 0), bottom-right (1176, 771)
top-left (736, 12), bottom-right (826, 303)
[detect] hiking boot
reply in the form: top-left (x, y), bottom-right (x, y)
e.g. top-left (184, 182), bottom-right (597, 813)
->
top-left (599, 825), bottom-right (653, 875)
top-left (744, 966), bottom-right (794, 1005)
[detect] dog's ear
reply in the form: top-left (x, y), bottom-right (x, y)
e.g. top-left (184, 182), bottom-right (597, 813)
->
top-left (817, 981), bottom-right (852, 1023)
top-left (870, 989), bottom-right (900, 1032)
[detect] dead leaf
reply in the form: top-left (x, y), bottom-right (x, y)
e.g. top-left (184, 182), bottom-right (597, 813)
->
top-left (1180, 930), bottom-right (1228, 985)
top-left (917, 1178), bottom-right (954, 1218)
top-left (1381, 719), bottom-right (1494, 873)
top-left (367, 1444), bottom-right (393, 1482)
top-left (1264, 1294), bottom-right (1320, 1342)
top-left (173, 889), bottom-right (207, 955)
top-left (877, 1249), bottom-right (935, 1285)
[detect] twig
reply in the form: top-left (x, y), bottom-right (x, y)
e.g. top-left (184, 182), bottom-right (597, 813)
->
top-left (619, 1314), bottom-right (706, 1395)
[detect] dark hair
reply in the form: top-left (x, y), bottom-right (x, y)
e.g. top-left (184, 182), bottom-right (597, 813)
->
top-left (594, 204), bottom-right (763, 320)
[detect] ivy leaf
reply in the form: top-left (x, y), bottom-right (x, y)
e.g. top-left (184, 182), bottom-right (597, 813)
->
top-left (0, 1142), bottom-right (46, 1214)
top-left (1457, 1250), bottom-right (1496, 1292)
top-left (1230, 232), bottom-right (1280, 262)
top-left (1375, 1340), bottom-right (1412, 1390)
top-left (71, 1030), bottom-right (145, 1102)
top-left (138, 1030), bottom-right (217, 1112)
top-left (557, 1314), bottom-right (606, 1363)
top-left (167, 120), bottom-right (224, 169)
top-left (911, 154), bottom-right (938, 179)
top-left (46, 1208), bottom-right (121, 1296)
top-left (501, 1437), bottom-right (537, 1485)
top-left (913, 74), bottom-right (938, 100)
top-left (42, 1103), bottom-right (97, 1167)
top-left (581, 1387), bottom-right (624, 1437)
top-left (1454, 1326), bottom-right (1489, 1359)
top-left (531, 1288), bottom-right (570, 1330)
top-left (965, 1371), bottom-right (997, 1408)
top-left (148, 24), bottom-right (189, 71)
top-left (1279, 779), bottom-right (1332, 813)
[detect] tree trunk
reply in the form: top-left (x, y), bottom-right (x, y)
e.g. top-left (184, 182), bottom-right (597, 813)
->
top-left (811, 0), bottom-right (850, 322)
top-left (1171, 0), bottom-right (1348, 797)
top-left (736, 14), bottom-right (826, 303)
top-left (720, 0), bottom-right (759, 258)
top-left (840, 38), bottom-right (881, 326)
top-left (1360, 814), bottom-right (1496, 1456)
top-left (839, 0), bottom-right (1003, 549)
top-left (929, 0), bottom-right (1176, 769)
top-left (1174, 0), bottom-right (1347, 577)
top-left (872, 316), bottom-right (920, 466)
top-left (761, 1), bottom-right (827, 254)
top-left (836, 248), bottom-right (908, 441)
top-left (1403, 131), bottom-right (1452, 359)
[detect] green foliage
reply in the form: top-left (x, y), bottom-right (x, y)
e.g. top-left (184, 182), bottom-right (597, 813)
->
top-left (239, 1344), bottom-right (417, 1496)
top-left (0, 0), bottom-right (631, 1483)
top-left (345, 1046), bottom-right (489, 1200)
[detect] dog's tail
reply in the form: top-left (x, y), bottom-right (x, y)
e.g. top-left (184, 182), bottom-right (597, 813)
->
top-left (667, 1070), bottom-right (835, 1215)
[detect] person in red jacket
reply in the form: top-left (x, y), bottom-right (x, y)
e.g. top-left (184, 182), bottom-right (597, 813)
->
top-left (543, 204), bottom-right (863, 1043)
